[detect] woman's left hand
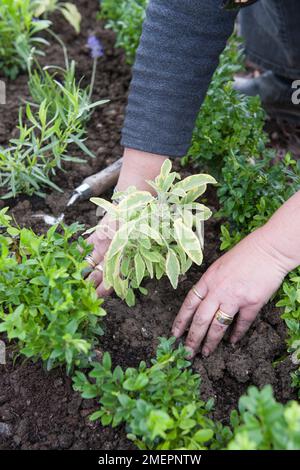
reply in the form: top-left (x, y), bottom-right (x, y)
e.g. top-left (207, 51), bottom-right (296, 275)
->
top-left (172, 227), bottom-right (291, 358)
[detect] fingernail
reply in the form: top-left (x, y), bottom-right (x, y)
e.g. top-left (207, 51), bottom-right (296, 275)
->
top-left (202, 347), bottom-right (210, 357)
top-left (185, 346), bottom-right (194, 358)
top-left (172, 327), bottom-right (180, 338)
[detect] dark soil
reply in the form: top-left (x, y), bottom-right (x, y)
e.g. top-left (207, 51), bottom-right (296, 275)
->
top-left (0, 0), bottom-right (297, 450)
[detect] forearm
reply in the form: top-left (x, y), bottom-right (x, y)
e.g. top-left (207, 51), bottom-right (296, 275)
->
top-left (122, 0), bottom-right (237, 157)
top-left (259, 190), bottom-right (300, 273)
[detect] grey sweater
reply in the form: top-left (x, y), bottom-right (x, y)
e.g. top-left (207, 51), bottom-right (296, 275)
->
top-left (121, 0), bottom-right (237, 157)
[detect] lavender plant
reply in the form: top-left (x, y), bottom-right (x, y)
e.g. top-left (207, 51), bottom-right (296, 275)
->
top-left (0, 39), bottom-right (107, 198)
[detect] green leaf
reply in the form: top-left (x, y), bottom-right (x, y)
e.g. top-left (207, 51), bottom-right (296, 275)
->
top-left (125, 288), bottom-right (135, 307)
top-left (138, 224), bottom-right (163, 245)
top-left (60, 3), bottom-right (82, 34)
top-left (174, 219), bottom-right (203, 265)
top-left (118, 191), bottom-right (153, 215)
top-left (101, 413), bottom-right (113, 426)
top-left (113, 366), bottom-right (124, 382)
top-left (194, 429), bottom-right (214, 442)
top-left (166, 249), bottom-right (180, 289)
top-left (106, 220), bottom-right (136, 260)
top-left (174, 174), bottom-right (217, 192)
top-left (139, 247), bottom-right (162, 263)
top-left (134, 253), bottom-right (145, 286)
top-left (123, 373), bottom-right (149, 391)
top-left (159, 159), bottom-right (172, 178)
top-left (89, 410), bottom-right (103, 421)
top-left (90, 198), bottom-right (118, 216)
top-left (71, 135), bottom-right (95, 158)
top-left (7, 227), bottom-right (20, 237)
top-left (103, 352), bottom-right (112, 371)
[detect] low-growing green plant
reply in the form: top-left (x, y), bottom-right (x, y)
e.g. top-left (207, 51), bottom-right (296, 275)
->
top-left (0, 0), bottom-right (50, 79)
top-left (74, 338), bottom-right (300, 450)
top-left (34, 0), bottom-right (82, 34)
top-left (228, 386), bottom-right (300, 450)
top-left (0, 48), bottom-right (107, 198)
top-left (99, 0), bottom-right (148, 64)
top-left (0, 208), bottom-right (106, 372)
top-left (73, 336), bottom-right (231, 450)
top-left (276, 269), bottom-right (300, 395)
top-left (89, 160), bottom-right (216, 305)
top-left (184, 36), bottom-right (267, 176)
top-left (218, 152), bottom-right (300, 250)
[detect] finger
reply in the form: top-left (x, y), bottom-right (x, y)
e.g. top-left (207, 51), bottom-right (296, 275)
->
top-left (96, 282), bottom-right (113, 298)
top-left (230, 305), bottom-right (261, 345)
top-left (86, 231), bottom-right (111, 267)
top-left (88, 263), bottom-right (104, 288)
top-left (172, 280), bottom-right (208, 338)
top-left (185, 295), bottom-right (219, 357)
top-left (201, 304), bottom-right (239, 357)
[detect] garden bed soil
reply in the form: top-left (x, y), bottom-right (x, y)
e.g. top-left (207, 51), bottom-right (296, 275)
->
top-left (0, 0), bottom-right (297, 450)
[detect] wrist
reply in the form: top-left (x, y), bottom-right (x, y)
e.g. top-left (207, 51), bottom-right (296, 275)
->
top-left (256, 190), bottom-right (300, 274)
top-left (116, 148), bottom-right (168, 194)
top-left (256, 224), bottom-right (298, 275)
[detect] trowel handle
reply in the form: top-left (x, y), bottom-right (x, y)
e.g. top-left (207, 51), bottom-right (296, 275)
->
top-left (84, 158), bottom-right (123, 196)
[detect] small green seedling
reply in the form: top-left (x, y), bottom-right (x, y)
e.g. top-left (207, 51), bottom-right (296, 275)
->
top-left (89, 159), bottom-right (216, 305)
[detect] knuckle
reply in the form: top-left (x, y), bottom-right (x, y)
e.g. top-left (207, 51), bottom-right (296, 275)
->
top-left (193, 315), bottom-right (208, 329)
top-left (232, 329), bottom-right (244, 341)
top-left (201, 270), bottom-right (213, 286)
top-left (186, 330), bottom-right (200, 346)
top-left (173, 318), bottom-right (185, 331)
top-left (204, 336), bottom-right (216, 349)
top-left (205, 325), bottom-right (225, 346)
top-left (212, 322), bottom-right (227, 334)
top-left (183, 294), bottom-right (196, 311)
top-left (237, 316), bottom-right (253, 327)
top-left (247, 293), bottom-right (262, 306)
top-left (233, 319), bottom-right (252, 337)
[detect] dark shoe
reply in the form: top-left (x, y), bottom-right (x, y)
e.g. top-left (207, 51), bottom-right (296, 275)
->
top-left (234, 71), bottom-right (300, 122)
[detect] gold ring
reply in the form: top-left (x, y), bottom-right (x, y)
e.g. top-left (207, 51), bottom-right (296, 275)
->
top-left (192, 287), bottom-right (205, 301)
top-left (95, 264), bottom-right (103, 273)
top-left (85, 254), bottom-right (97, 268)
top-left (215, 309), bottom-right (234, 326)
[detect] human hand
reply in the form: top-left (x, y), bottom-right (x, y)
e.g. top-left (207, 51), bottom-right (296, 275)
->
top-left (85, 147), bottom-right (167, 296)
top-left (172, 227), bottom-right (291, 358)
top-left (85, 213), bottom-right (118, 297)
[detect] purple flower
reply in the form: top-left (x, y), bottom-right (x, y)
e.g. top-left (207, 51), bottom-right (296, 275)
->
top-left (87, 35), bottom-right (104, 59)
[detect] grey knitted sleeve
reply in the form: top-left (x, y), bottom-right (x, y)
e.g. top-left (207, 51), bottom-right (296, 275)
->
top-left (121, 0), bottom-right (237, 157)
